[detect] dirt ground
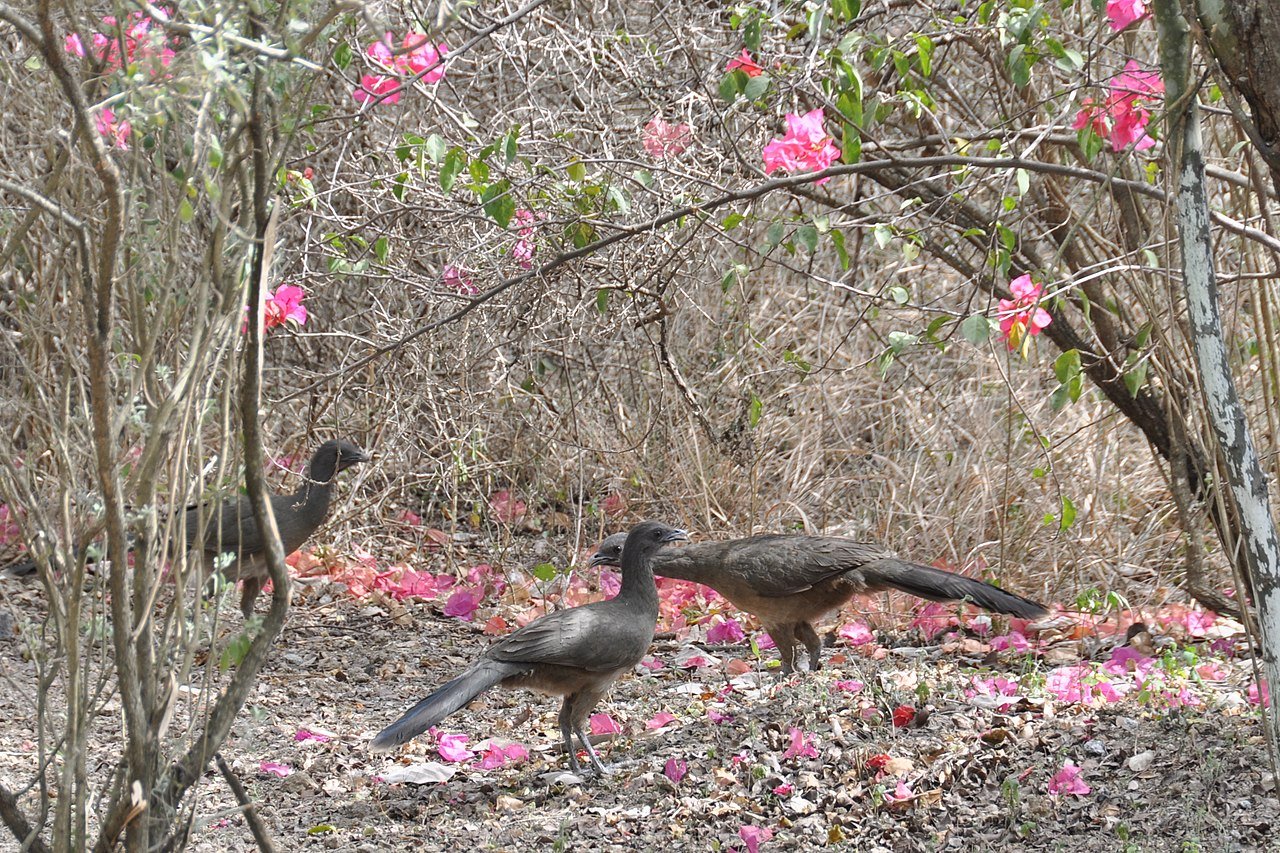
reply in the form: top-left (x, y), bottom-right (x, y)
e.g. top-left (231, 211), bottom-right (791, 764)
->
top-left (2, 563), bottom-right (1278, 853)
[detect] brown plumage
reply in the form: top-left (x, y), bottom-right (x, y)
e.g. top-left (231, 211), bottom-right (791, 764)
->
top-left (592, 533), bottom-right (1048, 673)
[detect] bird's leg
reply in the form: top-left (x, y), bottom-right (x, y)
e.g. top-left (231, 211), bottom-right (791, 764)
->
top-left (558, 700), bottom-right (582, 773)
top-left (239, 576), bottom-right (263, 619)
top-left (575, 725), bottom-right (611, 776)
top-left (796, 622), bottom-right (824, 671)
top-left (769, 623), bottom-right (798, 675)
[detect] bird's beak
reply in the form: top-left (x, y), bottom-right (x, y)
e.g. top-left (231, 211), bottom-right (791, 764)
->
top-left (661, 528), bottom-right (690, 544)
top-left (588, 551), bottom-right (616, 568)
top-left (356, 449), bottom-right (373, 463)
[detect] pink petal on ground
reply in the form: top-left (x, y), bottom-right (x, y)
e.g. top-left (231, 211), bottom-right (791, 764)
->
top-left (589, 713), bottom-right (622, 735)
top-left (259, 762), bottom-right (292, 777)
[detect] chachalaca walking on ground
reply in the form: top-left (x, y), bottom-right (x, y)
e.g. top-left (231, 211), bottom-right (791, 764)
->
top-left (370, 520), bottom-right (688, 775)
top-left (591, 532), bottom-right (1048, 673)
top-left (5, 439), bottom-right (370, 617)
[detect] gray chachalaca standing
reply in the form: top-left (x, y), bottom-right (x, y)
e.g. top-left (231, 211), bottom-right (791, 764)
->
top-left (370, 520), bottom-right (688, 775)
top-left (591, 533), bottom-right (1048, 673)
top-left (5, 439), bottom-right (370, 618)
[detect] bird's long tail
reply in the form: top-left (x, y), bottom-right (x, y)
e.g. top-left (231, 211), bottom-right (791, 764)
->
top-left (861, 559), bottom-right (1048, 619)
top-left (369, 659), bottom-right (526, 753)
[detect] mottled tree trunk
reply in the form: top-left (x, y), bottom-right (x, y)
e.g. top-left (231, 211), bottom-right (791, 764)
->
top-left (1156, 0), bottom-right (1280, 749)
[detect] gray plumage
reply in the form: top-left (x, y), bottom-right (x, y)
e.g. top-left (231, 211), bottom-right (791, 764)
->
top-left (370, 520), bottom-right (688, 775)
top-left (5, 439), bottom-right (370, 617)
top-left (591, 533), bottom-right (1048, 673)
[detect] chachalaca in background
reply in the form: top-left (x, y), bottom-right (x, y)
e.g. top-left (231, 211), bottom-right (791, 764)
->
top-left (370, 520), bottom-right (688, 775)
top-left (591, 532), bottom-right (1048, 673)
top-left (5, 439), bottom-right (370, 618)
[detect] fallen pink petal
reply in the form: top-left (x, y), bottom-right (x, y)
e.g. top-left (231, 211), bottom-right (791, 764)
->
top-left (738, 824), bottom-right (773, 853)
top-left (663, 757), bottom-right (688, 783)
top-left (1048, 761), bottom-right (1091, 796)
top-left (589, 713), bottom-right (622, 735)
top-left (259, 762), bottom-right (292, 778)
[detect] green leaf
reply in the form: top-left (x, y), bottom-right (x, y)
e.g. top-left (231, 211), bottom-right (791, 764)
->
top-left (723, 212), bottom-right (746, 230)
top-left (913, 34), bottom-right (934, 77)
top-left (504, 128), bottom-right (520, 163)
top-left (842, 126), bottom-right (861, 163)
top-left (743, 73), bottom-right (770, 100)
top-left (567, 160), bottom-right (586, 182)
top-left (178, 198), bottom-right (194, 223)
top-left (1123, 360), bottom-right (1148, 397)
top-left (1050, 349), bottom-right (1083, 411)
top-left (765, 220), bottom-right (786, 250)
top-left (961, 314), bottom-right (993, 344)
top-left (831, 229), bottom-right (850, 270)
top-left (596, 288), bottom-right (610, 313)
top-left (424, 134), bottom-right (446, 164)
top-left (308, 825), bottom-right (337, 836)
top-left (481, 180), bottom-right (515, 227)
top-left (719, 72), bottom-right (743, 102)
top-left (440, 149), bottom-right (465, 192)
top-left (873, 223), bottom-right (893, 249)
top-left (532, 562), bottom-right (558, 582)
top-left (796, 224), bottom-right (819, 252)
top-left (374, 236), bottom-right (389, 264)
top-left (333, 42), bottom-right (352, 70)
top-left (744, 16), bottom-right (761, 52)
top-left (218, 632), bottom-right (252, 670)
top-left (1016, 168), bottom-right (1030, 196)
top-left (748, 394), bottom-right (763, 428)
top-left (468, 159), bottom-right (491, 183)
top-left (888, 286), bottom-right (909, 305)
top-left (1059, 496), bottom-right (1077, 531)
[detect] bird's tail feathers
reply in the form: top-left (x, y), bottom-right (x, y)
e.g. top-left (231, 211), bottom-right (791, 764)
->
top-left (862, 558), bottom-right (1048, 619)
top-left (369, 659), bottom-right (525, 753)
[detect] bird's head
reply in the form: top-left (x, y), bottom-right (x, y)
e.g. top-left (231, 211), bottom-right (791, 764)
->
top-left (588, 532), bottom-right (628, 568)
top-left (617, 521), bottom-right (688, 565)
top-left (310, 439), bottom-right (373, 481)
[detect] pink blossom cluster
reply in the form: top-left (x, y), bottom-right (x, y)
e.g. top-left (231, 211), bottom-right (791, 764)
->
top-left (442, 264), bottom-right (477, 295)
top-left (641, 116), bottom-right (693, 159)
top-left (354, 32), bottom-right (449, 106)
top-left (762, 108), bottom-right (840, 185)
top-left (726, 49), bottom-right (763, 78)
top-left (64, 10), bottom-right (177, 75)
top-left (1105, 0), bottom-right (1149, 31)
top-left (1073, 61), bottom-right (1164, 152)
top-left (511, 209), bottom-right (537, 268)
top-left (263, 284), bottom-right (307, 331)
top-left (997, 274), bottom-right (1052, 351)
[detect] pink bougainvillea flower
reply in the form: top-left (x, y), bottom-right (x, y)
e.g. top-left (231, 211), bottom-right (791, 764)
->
top-left (259, 761), bottom-right (292, 777)
top-left (442, 587), bottom-right (482, 620)
top-left (510, 208), bottom-right (537, 268)
top-left (442, 264), bottom-right (478, 295)
top-left (641, 116), bottom-right (693, 159)
top-left (294, 728), bottom-right (331, 743)
top-left (1074, 61), bottom-right (1164, 152)
top-left (65, 33), bottom-right (86, 57)
top-left (354, 73), bottom-right (401, 105)
top-left (772, 782), bottom-right (793, 796)
top-left (437, 732), bottom-right (475, 763)
top-left (833, 679), bottom-right (864, 693)
top-left (990, 631), bottom-right (1032, 653)
top-left (726, 48), bottom-right (764, 78)
top-left (478, 742), bottom-right (529, 769)
top-left (487, 489), bottom-right (527, 523)
top-left (837, 621), bottom-right (875, 646)
top-left (707, 616), bottom-right (746, 643)
top-left (1103, 645), bottom-right (1156, 679)
top-left (401, 35), bottom-right (449, 83)
top-left (1249, 680), bottom-right (1271, 706)
top-left (762, 108), bottom-right (840, 185)
top-left (997, 274), bottom-right (1052, 352)
top-left (663, 757), bottom-right (688, 783)
top-left (63, 10), bottom-right (179, 74)
top-left (1105, 0), bottom-right (1149, 30)
top-left (706, 708), bottom-right (735, 724)
top-left (884, 779), bottom-right (914, 803)
top-left (782, 726), bottom-right (818, 760)
top-left (95, 108), bottom-right (131, 150)
top-left (738, 825), bottom-right (774, 853)
top-left (1048, 760), bottom-right (1091, 796)
top-left (646, 712), bottom-right (677, 730)
top-left (589, 713), bottom-right (622, 735)
top-left (263, 284), bottom-right (307, 330)
top-left (891, 704), bottom-right (916, 728)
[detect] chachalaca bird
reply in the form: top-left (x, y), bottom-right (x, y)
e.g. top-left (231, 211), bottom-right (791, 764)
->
top-left (591, 533), bottom-right (1048, 674)
top-left (5, 439), bottom-right (370, 618)
top-left (370, 520), bottom-right (688, 775)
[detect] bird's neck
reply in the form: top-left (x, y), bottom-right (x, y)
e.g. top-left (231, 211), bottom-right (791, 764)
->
top-left (617, 553), bottom-right (659, 615)
top-left (294, 465), bottom-right (336, 513)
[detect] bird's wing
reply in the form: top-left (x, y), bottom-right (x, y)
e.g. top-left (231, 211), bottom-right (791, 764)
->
top-left (486, 602), bottom-right (645, 672)
top-left (719, 535), bottom-right (895, 597)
